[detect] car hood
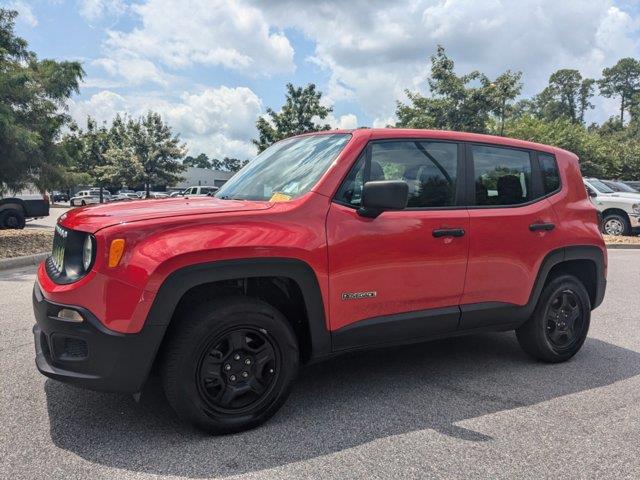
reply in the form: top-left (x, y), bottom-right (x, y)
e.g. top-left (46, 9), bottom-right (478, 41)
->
top-left (59, 197), bottom-right (273, 233)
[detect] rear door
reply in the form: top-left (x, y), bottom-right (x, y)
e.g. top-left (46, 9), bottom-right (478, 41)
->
top-left (460, 144), bottom-right (561, 328)
top-left (327, 139), bottom-right (470, 349)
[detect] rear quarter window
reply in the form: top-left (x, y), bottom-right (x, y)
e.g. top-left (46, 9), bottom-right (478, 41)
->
top-left (539, 153), bottom-right (561, 194)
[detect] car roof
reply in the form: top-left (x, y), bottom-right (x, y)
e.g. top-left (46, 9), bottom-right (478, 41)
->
top-left (296, 128), bottom-right (564, 156)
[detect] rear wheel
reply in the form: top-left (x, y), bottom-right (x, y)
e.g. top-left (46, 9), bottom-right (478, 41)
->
top-left (602, 213), bottom-right (630, 236)
top-left (161, 297), bottom-right (299, 434)
top-left (516, 275), bottom-right (591, 362)
top-left (0, 209), bottom-right (26, 229)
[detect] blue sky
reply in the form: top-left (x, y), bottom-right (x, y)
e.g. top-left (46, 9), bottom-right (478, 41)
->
top-left (8, 0), bottom-right (640, 159)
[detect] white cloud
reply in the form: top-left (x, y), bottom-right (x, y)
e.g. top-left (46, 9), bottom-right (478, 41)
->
top-left (69, 86), bottom-right (262, 159)
top-left (255, 0), bottom-right (640, 124)
top-left (92, 55), bottom-right (170, 86)
top-left (9, 1), bottom-right (38, 27)
top-left (94, 0), bottom-right (294, 85)
top-left (325, 113), bottom-right (359, 130)
top-left (77, 0), bottom-right (127, 22)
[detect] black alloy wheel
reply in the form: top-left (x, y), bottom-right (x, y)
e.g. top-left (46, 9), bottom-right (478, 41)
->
top-left (545, 289), bottom-right (584, 351)
top-left (196, 326), bottom-right (279, 413)
top-left (162, 297), bottom-right (299, 434)
top-left (516, 275), bottom-right (591, 363)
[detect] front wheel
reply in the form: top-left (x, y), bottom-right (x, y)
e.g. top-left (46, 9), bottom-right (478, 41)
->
top-left (516, 275), bottom-right (591, 363)
top-left (161, 297), bottom-right (299, 434)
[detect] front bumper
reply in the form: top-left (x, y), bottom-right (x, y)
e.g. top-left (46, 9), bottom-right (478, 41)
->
top-left (630, 213), bottom-right (640, 228)
top-left (32, 281), bottom-right (166, 393)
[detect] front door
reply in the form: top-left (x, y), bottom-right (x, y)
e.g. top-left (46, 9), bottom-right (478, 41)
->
top-left (327, 140), bottom-right (470, 350)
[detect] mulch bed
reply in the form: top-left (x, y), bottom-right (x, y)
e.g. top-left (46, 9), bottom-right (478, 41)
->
top-left (0, 229), bottom-right (53, 259)
top-left (603, 234), bottom-right (640, 245)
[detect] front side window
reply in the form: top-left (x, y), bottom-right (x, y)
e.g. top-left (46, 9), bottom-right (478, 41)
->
top-left (539, 153), bottom-right (560, 194)
top-left (472, 145), bottom-right (531, 206)
top-left (335, 141), bottom-right (459, 208)
top-left (216, 134), bottom-right (351, 201)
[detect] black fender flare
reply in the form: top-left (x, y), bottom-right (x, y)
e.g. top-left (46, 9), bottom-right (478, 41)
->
top-left (528, 245), bottom-right (606, 312)
top-left (144, 258), bottom-right (331, 359)
top-left (0, 198), bottom-right (27, 213)
top-left (460, 245), bottom-right (606, 330)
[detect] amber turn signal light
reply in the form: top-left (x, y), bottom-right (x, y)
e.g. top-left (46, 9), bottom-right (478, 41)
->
top-left (108, 239), bottom-right (126, 267)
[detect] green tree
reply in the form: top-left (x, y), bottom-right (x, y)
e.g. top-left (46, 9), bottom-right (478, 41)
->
top-left (253, 83), bottom-right (332, 153)
top-left (211, 157), bottom-right (249, 172)
top-left (0, 8), bottom-right (84, 194)
top-left (127, 112), bottom-right (187, 197)
top-left (101, 115), bottom-right (142, 189)
top-left (183, 153), bottom-right (212, 169)
top-left (74, 117), bottom-right (117, 203)
top-left (488, 71), bottom-right (523, 135)
top-left (532, 69), bottom-right (595, 123)
top-left (599, 58), bottom-right (640, 123)
top-left (396, 46), bottom-right (521, 133)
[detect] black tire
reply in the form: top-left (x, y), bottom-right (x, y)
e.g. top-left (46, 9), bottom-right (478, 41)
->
top-left (80, 200), bottom-right (86, 206)
top-left (602, 212), bottom-right (631, 236)
top-left (0, 209), bottom-right (26, 229)
top-left (161, 297), bottom-right (299, 434)
top-left (516, 275), bottom-right (591, 363)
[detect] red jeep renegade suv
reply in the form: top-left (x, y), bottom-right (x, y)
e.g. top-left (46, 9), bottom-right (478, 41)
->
top-left (33, 129), bottom-right (606, 433)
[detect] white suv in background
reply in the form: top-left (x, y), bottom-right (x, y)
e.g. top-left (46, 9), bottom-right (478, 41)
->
top-left (584, 178), bottom-right (640, 236)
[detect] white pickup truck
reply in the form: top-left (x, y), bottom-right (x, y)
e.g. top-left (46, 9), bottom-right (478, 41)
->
top-left (583, 178), bottom-right (640, 236)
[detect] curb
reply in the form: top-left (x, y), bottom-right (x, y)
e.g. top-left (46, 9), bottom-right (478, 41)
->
top-left (0, 252), bottom-right (48, 271)
top-left (606, 244), bottom-right (640, 249)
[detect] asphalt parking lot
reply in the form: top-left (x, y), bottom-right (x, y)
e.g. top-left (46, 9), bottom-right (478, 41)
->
top-left (1, 250), bottom-right (639, 479)
top-left (26, 206), bottom-right (70, 230)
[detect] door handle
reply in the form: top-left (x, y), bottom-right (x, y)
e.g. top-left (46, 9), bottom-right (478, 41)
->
top-left (432, 228), bottom-right (465, 238)
top-left (529, 222), bottom-right (555, 232)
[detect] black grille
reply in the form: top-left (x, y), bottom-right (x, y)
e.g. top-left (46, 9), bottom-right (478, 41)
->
top-left (50, 224), bottom-right (68, 274)
top-left (61, 337), bottom-right (88, 359)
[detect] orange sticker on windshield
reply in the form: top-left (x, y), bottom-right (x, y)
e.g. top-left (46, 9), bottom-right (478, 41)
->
top-left (269, 192), bottom-right (292, 202)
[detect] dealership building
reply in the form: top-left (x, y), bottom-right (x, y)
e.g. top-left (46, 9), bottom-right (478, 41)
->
top-left (170, 167), bottom-right (235, 192)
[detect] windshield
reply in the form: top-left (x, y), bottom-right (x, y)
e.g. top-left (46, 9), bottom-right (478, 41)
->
top-left (216, 134), bottom-right (351, 201)
top-left (588, 179), bottom-right (615, 194)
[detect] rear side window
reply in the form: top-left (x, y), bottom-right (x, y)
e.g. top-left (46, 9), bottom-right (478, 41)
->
top-left (472, 145), bottom-right (531, 206)
top-left (539, 153), bottom-right (560, 194)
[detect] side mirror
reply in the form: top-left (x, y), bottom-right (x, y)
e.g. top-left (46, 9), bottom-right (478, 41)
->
top-left (587, 189), bottom-right (597, 198)
top-left (358, 180), bottom-right (408, 218)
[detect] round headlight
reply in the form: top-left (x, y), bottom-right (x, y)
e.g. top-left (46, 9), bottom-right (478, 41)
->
top-left (82, 235), bottom-right (93, 271)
